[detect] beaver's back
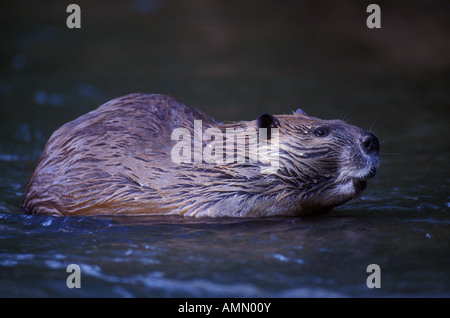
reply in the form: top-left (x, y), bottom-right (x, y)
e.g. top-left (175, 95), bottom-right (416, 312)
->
top-left (22, 93), bottom-right (219, 215)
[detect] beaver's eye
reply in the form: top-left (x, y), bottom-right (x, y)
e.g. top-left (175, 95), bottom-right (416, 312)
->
top-left (314, 127), bottom-right (329, 137)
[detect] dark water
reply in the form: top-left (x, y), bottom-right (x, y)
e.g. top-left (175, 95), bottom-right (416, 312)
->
top-left (1, 0), bottom-right (449, 297)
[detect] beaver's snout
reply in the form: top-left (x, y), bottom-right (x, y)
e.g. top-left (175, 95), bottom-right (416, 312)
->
top-left (361, 132), bottom-right (380, 155)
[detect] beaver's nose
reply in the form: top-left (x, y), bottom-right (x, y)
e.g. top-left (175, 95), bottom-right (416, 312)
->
top-left (362, 132), bottom-right (379, 155)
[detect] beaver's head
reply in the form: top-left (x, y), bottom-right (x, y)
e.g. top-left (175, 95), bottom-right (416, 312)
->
top-left (254, 109), bottom-right (380, 215)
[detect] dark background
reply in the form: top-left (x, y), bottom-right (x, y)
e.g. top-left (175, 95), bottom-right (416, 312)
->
top-left (0, 0), bottom-right (449, 298)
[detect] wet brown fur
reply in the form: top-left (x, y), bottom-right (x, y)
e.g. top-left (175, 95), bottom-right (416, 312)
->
top-left (22, 93), bottom-right (379, 217)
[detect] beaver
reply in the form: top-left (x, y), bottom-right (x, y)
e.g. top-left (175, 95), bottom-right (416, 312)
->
top-left (22, 93), bottom-right (379, 217)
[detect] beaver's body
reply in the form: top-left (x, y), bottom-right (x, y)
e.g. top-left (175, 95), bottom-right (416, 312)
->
top-left (22, 93), bottom-right (379, 217)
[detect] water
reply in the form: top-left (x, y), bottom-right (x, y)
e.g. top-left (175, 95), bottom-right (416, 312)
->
top-left (1, 210), bottom-right (449, 297)
top-left (1, 0), bottom-right (449, 297)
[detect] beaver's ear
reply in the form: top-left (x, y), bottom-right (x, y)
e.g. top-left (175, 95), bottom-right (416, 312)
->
top-left (294, 108), bottom-right (307, 116)
top-left (257, 113), bottom-right (280, 129)
top-left (257, 113), bottom-right (280, 140)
